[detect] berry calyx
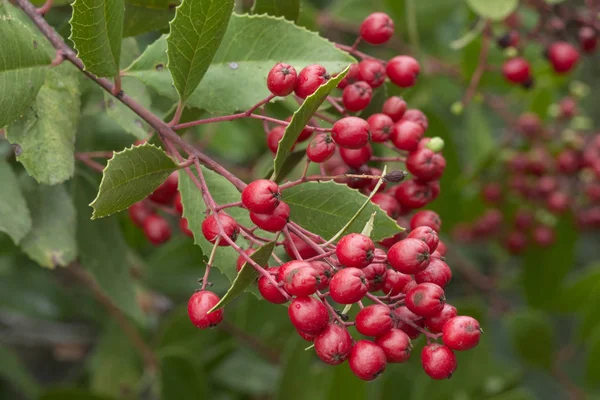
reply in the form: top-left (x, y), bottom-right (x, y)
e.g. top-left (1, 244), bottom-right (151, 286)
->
top-left (421, 344), bottom-right (457, 380)
top-left (267, 63), bottom-right (298, 97)
top-left (201, 212), bottom-right (239, 246)
top-left (342, 81), bottom-right (373, 112)
top-left (188, 290), bottom-right (223, 329)
top-left (360, 12), bottom-right (394, 45)
top-left (242, 179), bottom-right (281, 214)
top-left (288, 296), bottom-right (329, 335)
top-left (348, 340), bottom-right (387, 381)
top-left (331, 117), bottom-right (371, 149)
top-left (442, 316), bottom-right (482, 351)
top-left (386, 56), bottom-right (420, 87)
top-left (306, 134), bottom-right (336, 163)
top-left (314, 323), bottom-right (353, 365)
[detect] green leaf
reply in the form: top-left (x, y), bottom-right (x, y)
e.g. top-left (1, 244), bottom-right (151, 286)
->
top-left (0, 344), bottom-right (41, 399)
top-left (123, 0), bottom-right (175, 37)
top-left (211, 350), bottom-right (280, 395)
top-left (283, 181), bottom-right (401, 242)
top-left (251, 0), bottom-right (300, 21)
top-left (0, 162), bottom-right (31, 244)
top-left (0, 1), bottom-right (51, 128)
top-left (553, 267), bottom-right (600, 312)
top-left (360, 212), bottom-right (377, 237)
top-left (69, 0), bottom-right (125, 77)
top-left (506, 310), bottom-right (554, 370)
top-left (125, 14), bottom-right (355, 114)
top-left (74, 172), bottom-right (144, 322)
top-left (272, 66), bottom-right (348, 180)
top-left (6, 64), bottom-right (80, 185)
top-left (104, 77), bottom-right (151, 140)
top-left (90, 143), bottom-right (178, 219)
top-left (209, 241), bottom-right (276, 313)
top-left (167, 0), bottom-right (234, 104)
top-left (578, 282), bottom-right (600, 342)
top-left (586, 327), bottom-right (600, 388)
top-left (40, 389), bottom-right (117, 400)
top-left (465, 0), bottom-right (519, 21)
top-left (160, 355), bottom-right (207, 400)
top-left (19, 179), bottom-right (77, 268)
top-left (263, 149), bottom-right (307, 184)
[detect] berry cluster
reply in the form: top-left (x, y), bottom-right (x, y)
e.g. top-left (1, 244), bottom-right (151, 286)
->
top-left (184, 12), bottom-right (482, 382)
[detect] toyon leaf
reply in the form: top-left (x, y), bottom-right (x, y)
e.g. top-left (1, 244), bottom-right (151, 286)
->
top-left (0, 162), bottom-right (32, 245)
top-left (125, 14), bottom-right (355, 115)
top-left (272, 65), bottom-right (349, 181)
top-left (0, 1), bottom-right (51, 128)
top-left (104, 77), bottom-right (151, 140)
top-left (506, 310), bottom-right (554, 370)
top-left (123, 0), bottom-right (176, 37)
top-left (209, 241), bottom-right (276, 313)
top-left (360, 212), bottom-right (377, 238)
top-left (69, 0), bottom-right (125, 77)
top-left (465, 0), bottom-right (519, 21)
top-left (19, 178), bottom-right (77, 269)
top-left (90, 143), bottom-right (178, 219)
top-left (283, 181), bottom-right (402, 242)
top-left (167, 0), bottom-right (234, 105)
top-left (7, 64), bottom-right (81, 185)
top-left (251, 0), bottom-right (300, 21)
top-left (263, 149), bottom-right (306, 184)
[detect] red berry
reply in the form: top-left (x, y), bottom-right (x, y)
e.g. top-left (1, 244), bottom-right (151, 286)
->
top-left (363, 262), bottom-right (387, 292)
top-left (579, 26), bottom-right (597, 53)
top-left (435, 240), bottom-right (447, 256)
top-left (348, 340), bottom-right (387, 381)
top-left (337, 63), bottom-right (360, 89)
top-left (559, 97), bottom-right (577, 119)
top-left (129, 201), bottom-right (152, 228)
top-left (331, 117), bottom-right (371, 149)
top-left (405, 282), bottom-right (445, 317)
top-left (415, 258), bottom-right (452, 288)
top-left (283, 232), bottom-right (319, 260)
top-left (149, 172), bottom-right (179, 204)
top-left (533, 225), bottom-right (555, 247)
top-left (386, 56), bottom-right (420, 87)
top-left (340, 144), bottom-right (373, 169)
top-left (143, 214), bottom-right (171, 245)
top-left (258, 268), bottom-right (288, 304)
top-left (284, 264), bottom-right (320, 297)
top-left (267, 63), bottom-right (297, 96)
top-left (421, 344), bottom-right (457, 380)
top-left (359, 12), bottom-right (394, 45)
top-left (517, 112), bottom-right (542, 138)
top-left (375, 328), bottom-right (412, 363)
top-left (505, 231), bottom-right (528, 254)
top-left (382, 270), bottom-right (413, 296)
top-left (314, 323), bottom-right (353, 365)
top-left (286, 116), bottom-right (313, 142)
top-left (201, 212), bottom-right (239, 246)
top-left (402, 109), bottom-right (428, 131)
top-left (242, 179), bottom-right (281, 214)
top-left (311, 261), bottom-right (334, 290)
top-left (336, 233), bottom-right (375, 268)
top-left (367, 113), bottom-right (394, 143)
top-left (387, 238), bottom-right (431, 274)
top-left (267, 126), bottom-right (286, 154)
top-left (358, 60), bottom-right (387, 88)
top-left (406, 148), bottom-right (446, 182)
top-left (442, 316), bottom-right (482, 351)
top-left (502, 57), bottom-right (531, 84)
top-left (179, 217), bottom-right (194, 237)
top-left (482, 183), bottom-right (503, 204)
top-left (306, 134), bottom-right (336, 163)
top-left (514, 209), bottom-right (534, 230)
top-left (188, 290), bottom-right (223, 329)
top-left (425, 304), bottom-right (457, 333)
top-left (356, 304), bottom-right (394, 337)
top-left (408, 226), bottom-right (439, 252)
top-left (329, 267), bottom-right (368, 304)
top-left (288, 296), bottom-right (329, 335)
top-left (371, 193), bottom-right (400, 218)
top-left (547, 192), bottom-right (569, 214)
top-left (392, 306), bottom-right (424, 339)
top-left (295, 64), bottom-right (329, 98)
top-left (236, 248), bottom-right (256, 272)
top-left (278, 260), bottom-right (307, 282)
top-left (410, 210), bottom-right (442, 232)
top-left (382, 96), bottom-right (407, 122)
top-left (547, 41), bottom-right (580, 73)
top-left (174, 192), bottom-right (183, 214)
top-left (391, 120), bottom-right (424, 152)
top-left (250, 201), bottom-right (290, 232)
top-left (343, 81), bottom-right (373, 112)
top-left (297, 330), bottom-right (317, 341)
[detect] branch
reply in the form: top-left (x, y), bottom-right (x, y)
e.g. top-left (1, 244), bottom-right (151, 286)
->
top-left (461, 21), bottom-right (491, 107)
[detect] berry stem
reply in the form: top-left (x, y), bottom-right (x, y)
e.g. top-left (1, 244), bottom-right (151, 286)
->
top-left (461, 21), bottom-right (491, 107)
top-left (215, 201), bottom-right (243, 211)
top-left (335, 44), bottom-right (383, 62)
top-left (370, 156), bottom-right (407, 163)
top-left (169, 100), bottom-right (185, 127)
top-left (326, 96), bottom-right (348, 116)
top-left (35, 0), bottom-right (53, 14)
top-left (201, 241), bottom-right (220, 290)
top-left (75, 153), bottom-right (105, 172)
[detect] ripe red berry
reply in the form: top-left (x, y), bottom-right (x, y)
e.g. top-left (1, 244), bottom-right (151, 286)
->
top-left (356, 304), bottom-right (394, 337)
top-left (188, 290), bottom-right (223, 329)
top-left (375, 328), bottom-right (412, 363)
top-left (405, 282), bottom-right (445, 317)
top-left (287, 116), bottom-right (313, 142)
top-left (267, 63), bottom-right (297, 97)
top-left (236, 248), bottom-right (256, 272)
top-left (402, 109), bottom-right (429, 131)
top-left (174, 192), bottom-right (183, 214)
top-left (392, 306), bottom-right (424, 339)
top-left (415, 258), bottom-right (452, 288)
top-left (242, 179), bottom-right (281, 214)
top-left (129, 201), bottom-right (152, 227)
top-left (329, 267), bottom-right (368, 304)
top-left (407, 148), bottom-right (446, 182)
top-left (314, 323), bottom-right (353, 365)
top-left (387, 238), bottom-right (431, 274)
top-left (295, 64), bottom-right (329, 98)
top-left (391, 120), bottom-right (424, 152)
top-left (371, 193), bottom-right (400, 218)
top-left (394, 179), bottom-right (440, 209)
top-left (267, 126), bottom-right (286, 154)
top-left (367, 113), bottom-right (394, 143)
top-left (421, 344), bottom-right (457, 380)
top-left (436, 240), bottom-right (447, 256)
top-left (343, 81), bottom-right (373, 112)
top-left (382, 96), bottom-right (407, 122)
top-left (336, 233), bottom-right (375, 268)
top-left (297, 330), bottom-right (317, 341)
top-left (288, 296), bottom-right (329, 335)
top-left (311, 261), bottom-right (334, 290)
top-left (258, 268), bottom-right (288, 304)
top-left (283, 232), bottom-right (319, 260)
top-left (359, 12), bottom-right (394, 45)
top-left (547, 192), bottom-right (569, 214)
top-left (517, 112), bottom-right (542, 138)
top-left (331, 117), bottom-right (371, 149)
top-left (386, 56), bottom-right (420, 87)
top-left (179, 217), bottom-right (194, 237)
top-left (201, 213), bottom-right (239, 246)
top-left (502, 57), bottom-right (531, 84)
top-left (481, 183), bottom-right (503, 204)
top-left (278, 260), bottom-right (307, 282)
top-left (442, 316), bottom-right (482, 351)
top-left (408, 226), bottom-right (439, 252)
top-left (559, 97), bottom-right (577, 119)
top-left (532, 225), bottom-right (555, 247)
top-left (363, 262), bottom-right (387, 292)
top-left (306, 134), bottom-right (336, 163)
top-left (410, 210), bottom-right (442, 232)
top-left (143, 214), bottom-right (171, 245)
top-left (358, 60), bottom-right (387, 88)
top-left (250, 201), bottom-right (290, 232)
top-left (284, 264), bottom-right (320, 297)
top-left (348, 340), bottom-right (387, 381)
top-left (425, 304), bottom-right (457, 333)
top-left (382, 269), bottom-right (413, 296)
top-left (505, 231), bottom-right (527, 254)
top-left (547, 41), bottom-right (580, 73)
top-left (337, 63), bottom-right (360, 89)
top-left (340, 145), bottom-right (373, 169)
top-left (149, 172), bottom-right (179, 204)
top-left (579, 26), bottom-right (597, 53)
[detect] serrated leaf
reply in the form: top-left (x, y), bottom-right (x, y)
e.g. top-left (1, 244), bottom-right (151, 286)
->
top-left (19, 178), bottom-right (77, 268)
top-left (283, 181), bottom-right (401, 242)
top-left (90, 143), bottom-right (178, 219)
top-left (0, 344), bottom-right (41, 399)
top-left (263, 149), bottom-right (307, 184)
top-left (465, 0), bottom-right (519, 21)
top-left (506, 310), bottom-right (554, 370)
top-left (360, 212), bottom-right (376, 237)
top-left (251, 0), bottom-right (300, 21)
top-left (272, 66), bottom-right (348, 181)
top-left (167, 0), bottom-right (234, 104)
top-left (123, 0), bottom-right (175, 37)
top-left (0, 1), bottom-right (51, 128)
top-left (209, 241), bottom-right (276, 313)
top-left (104, 77), bottom-right (151, 139)
top-left (0, 162), bottom-right (31, 244)
top-left (70, 0), bottom-right (124, 77)
top-left (125, 14), bottom-right (355, 114)
top-left (7, 64), bottom-right (80, 185)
